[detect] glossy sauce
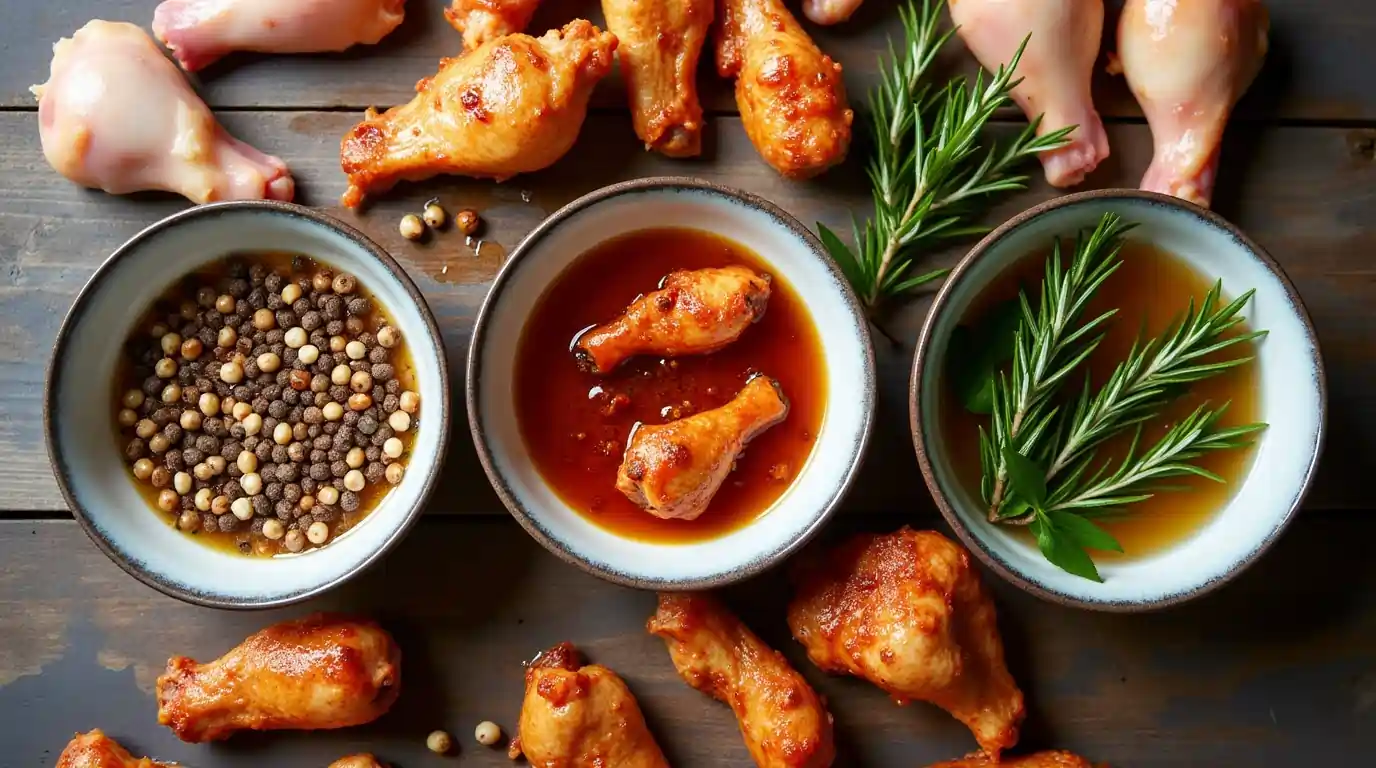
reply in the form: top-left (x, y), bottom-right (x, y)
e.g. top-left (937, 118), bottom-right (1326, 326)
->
top-left (515, 228), bottom-right (826, 543)
top-left (942, 240), bottom-right (1260, 559)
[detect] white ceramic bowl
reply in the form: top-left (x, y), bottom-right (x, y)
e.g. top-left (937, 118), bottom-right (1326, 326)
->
top-left (911, 190), bottom-right (1326, 611)
top-left (46, 202), bottom-right (450, 609)
top-left (468, 178), bottom-right (875, 589)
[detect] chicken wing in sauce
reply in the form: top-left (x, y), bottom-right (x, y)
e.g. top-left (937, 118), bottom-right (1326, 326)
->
top-left (156, 613), bottom-right (401, 742)
top-left (928, 751), bottom-right (1101, 768)
top-left (602, 0), bottom-right (713, 156)
top-left (575, 266), bottom-right (771, 374)
top-left (648, 592), bottom-right (835, 768)
top-left (716, 0), bottom-right (852, 178)
top-left (445, 0), bottom-right (543, 50)
top-left (788, 528), bottom-right (1025, 758)
top-left (56, 730), bottom-right (176, 768)
top-left (618, 373), bottom-right (788, 520)
top-left (340, 20), bottom-right (616, 208)
top-left (509, 642), bottom-right (669, 768)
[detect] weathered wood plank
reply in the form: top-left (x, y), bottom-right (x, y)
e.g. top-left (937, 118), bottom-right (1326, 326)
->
top-left (6, 0), bottom-right (1374, 121)
top-left (0, 113), bottom-right (1371, 512)
top-left (0, 515), bottom-right (1371, 766)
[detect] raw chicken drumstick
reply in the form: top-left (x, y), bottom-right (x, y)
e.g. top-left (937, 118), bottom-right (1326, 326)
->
top-left (648, 592), bottom-right (836, 768)
top-left (575, 266), bottom-right (772, 374)
top-left (339, 20), bottom-right (616, 208)
top-left (156, 613), bottom-right (401, 742)
top-left (32, 21), bottom-right (294, 203)
top-left (788, 528), bottom-right (1025, 759)
top-left (618, 373), bottom-right (789, 521)
top-left (602, 0), bottom-right (713, 157)
top-left (949, 0), bottom-right (1110, 188)
top-left (928, 751), bottom-right (1100, 768)
top-left (1115, 0), bottom-right (1269, 207)
top-left (716, 0), bottom-right (853, 178)
top-left (509, 642), bottom-right (670, 768)
top-left (446, 0), bottom-right (543, 50)
top-left (56, 730), bottom-right (177, 768)
top-left (152, 0), bottom-right (406, 72)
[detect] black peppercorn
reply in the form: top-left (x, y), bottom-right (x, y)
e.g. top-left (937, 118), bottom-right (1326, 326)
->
top-left (340, 490), bottom-right (361, 513)
top-left (218, 514), bottom-right (239, 532)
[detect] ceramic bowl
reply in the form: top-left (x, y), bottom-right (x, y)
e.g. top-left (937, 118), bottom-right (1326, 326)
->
top-left (911, 190), bottom-right (1326, 611)
top-left (468, 177), bottom-right (875, 589)
top-left (46, 201), bottom-right (450, 609)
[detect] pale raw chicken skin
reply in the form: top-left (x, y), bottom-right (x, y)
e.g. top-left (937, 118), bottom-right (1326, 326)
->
top-left (1116, 0), bottom-right (1269, 207)
top-left (950, 0), bottom-right (1110, 187)
top-left (153, 0), bottom-right (407, 72)
top-left (32, 20), bottom-right (294, 203)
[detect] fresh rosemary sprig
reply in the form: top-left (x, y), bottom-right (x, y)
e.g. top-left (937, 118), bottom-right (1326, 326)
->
top-left (817, 0), bottom-right (1074, 316)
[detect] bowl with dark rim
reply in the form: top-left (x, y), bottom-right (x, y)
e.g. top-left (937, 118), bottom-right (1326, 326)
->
top-left (467, 177), bottom-right (876, 589)
top-left (45, 201), bottom-right (451, 609)
top-left (910, 190), bottom-right (1325, 612)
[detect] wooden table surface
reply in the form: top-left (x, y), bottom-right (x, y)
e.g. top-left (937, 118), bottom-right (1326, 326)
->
top-left (2, 1), bottom-right (1373, 766)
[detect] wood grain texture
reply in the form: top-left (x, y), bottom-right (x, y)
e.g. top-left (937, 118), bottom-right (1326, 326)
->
top-left (0, 112), bottom-right (1372, 512)
top-left (6, 0), bottom-right (1375, 120)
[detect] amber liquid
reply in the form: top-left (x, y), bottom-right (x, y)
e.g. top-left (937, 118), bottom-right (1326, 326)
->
top-left (942, 240), bottom-right (1260, 560)
top-left (515, 228), bottom-right (827, 543)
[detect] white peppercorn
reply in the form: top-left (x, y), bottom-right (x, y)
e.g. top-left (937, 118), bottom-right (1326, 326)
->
top-left (298, 344), bottom-right (320, 364)
top-left (422, 200), bottom-right (447, 229)
top-left (329, 335), bottom-right (347, 353)
top-left (350, 370), bottom-right (373, 393)
top-left (161, 383), bottom-right (182, 404)
top-left (160, 333), bottom-right (182, 357)
top-left (257, 352), bottom-right (281, 373)
top-left (346, 446), bottom-right (366, 469)
top-left (242, 413), bottom-right (263, 436)
top-left (232, 401), bottom-right (253, 421)
top-left (231, 497), bottom-right (254, 521)
top-left (281, 283), bottom-right (302, 305)
top-left (195, 487), bottom-right (212, 511)
top-left (382, 437), bottom-right (404, 459)
top-left (385, 462), bottom-right (404, 484)
top-left (157, 489), bottom-right (179, 512)
top-left (344, 469), bottom-right (365, 492)
top-left (332, 273), bottom-right (357, 295)
top-left (399, 391), bottom-right (420, 414)
top-left (180, 410), bottom-right (203, 431)
top-left (123, 389), bottom-right (145, 408)
top-left (262, 518), bottom-right (285, 540)
top-left (118, 408), bottom-right (138, 427)
top-left (346, 340), bottom-right (367, 360)
top-left (331, 364), bottom-right (352, 386)
top-left (322, 402), bottom-right (344, 421)
top-left (426, 730), bottom-right (452, 755)
top-left (215, 294), bottom-right (235, 313)
top-left (400, 213), bottom-right (425, 241)
top-left (388, 411), bottom-right (411, 432)
top-left (174, 471), bottom-right (193, 495)
top-left (474, 721), bottom-right (502, 747)
top-left (199, 392), bottom-right (221, 417)
top-left (132, 458), bottom-right (155, 481)
top-left (284, 327), bottom-right (308, 349)
top-left (181, 337), bottom-right (204, 360)
top-left (155, 357), bottom-right (178, 378)
top-left (149, 434), bottom-right (171, 454)
top-left (211, 494), bottom-right (230, 515)
top-left (348, 393), bottom-right (373, 411)
top-left (285, 529), bottom-right (306, 552)
top-left (218, 326), bottom-right (238, 348)
top-left (178, 510), bottom-right (201, 531)
top-left (253, 308), bottom-right (276, 330)
top-left (220, 360), bottom-right (244, 384)
top-left (135, 418), bottom-right (157, 439)
top-left (241, 472), bottom-right (263, 496)
top-left (307, 521), bottom-right (330, 545)
top-left (207, 455), bottom-right (227, 475)
top-left (317, 486), bottom-right (340, 506)
top-left (376, 326), bottom-right (401, 349)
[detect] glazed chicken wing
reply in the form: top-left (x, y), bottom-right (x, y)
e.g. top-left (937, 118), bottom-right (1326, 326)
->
top-left (618, 373), bottom-right (788, 520)
top-left (510, 642), bottom-right (669, 768)
top-left (602, 0), bottom-right (712, 157)
top-left (152, 0), bottom-right (406, 72)
top-left (31, 20), bottom-right (294, 203)
top-left (716, 0), bottom-right (852, 178)
top-left (340, 20), bottom-right (616, 208)
top-left (928, 750), bottom-right (1100, 768)
top-left (156, 613), bottom-right (401, 742)
top-left (575, 266), bottom-right (771, 374)
top-left (648, 592), bottom-right (835, 768)
top-left (788, 528), bottom-right (1024, 758)
top-left (446, 0), bottom-right (543, 50)
top-left (56, 730), bottom-right (176, 768)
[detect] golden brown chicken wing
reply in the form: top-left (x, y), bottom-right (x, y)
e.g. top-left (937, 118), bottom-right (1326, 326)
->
top-left (509, 642), bottom-right (670, 768)
top-left (716, 0), bottom-right (852, 178)
top-left (56, 730), bottom-right (176, 768)
top-left (156, 613), bottom-right (401, 743)
top-left (788, 528), bottom-right (1025, 759)
top-left (648, 592), bottom-right (835, 768)
top-left (602, 0), bottom-right (713, 156)
top-left (340, 20), bottom-right (617, 207)
top-left (445, 0), bottom-right (543, 50)
top-left (328, 756), bottom-right (388, 768)
top-left (575, 265), bottom-right (772, 374)
top-left (618, 373), bottom-right (788, 520)
top-left (928, 751), bottom-right (1101, 768)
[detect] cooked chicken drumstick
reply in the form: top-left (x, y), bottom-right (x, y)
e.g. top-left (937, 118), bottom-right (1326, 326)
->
top-left (1115, 0), bottom-right (1269, 207)
top-left (950, 0), bottom-right (1109, 187)
top-left (648, 592), bottom-right (835, 768)
top-left (56, 730), bottom-right (177, 768)
top-left (928, 751), bottom-right (1099, 768)
top-left (716, 0), bottom-right (853, 178)
top-left (32, 20), bottom-right (294, 203)
top-left (152, 0), bottom-right (406, 72)
top-left (575, 266), bottom-right (772, 374)
top-left (446, 0), bottom-right (543, 50)
top-left (156, 613), bottom-right (401, 742)
top-left (788, 528), bottom-right (1025, 759)
top-left (618, 373), bottom-right (789, 521)
top-left (510, 642), bottom-right (670, 768)
top-left (340, 20), bottom-right (616, 208)
top-left (602, 0), bottom-right (712, 157)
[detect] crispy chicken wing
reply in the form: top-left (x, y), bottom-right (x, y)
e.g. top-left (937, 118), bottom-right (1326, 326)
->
top-left (928, 751), bottom-right (1100, 768)
top-left (575, 266), bottom-right (772, 374)
top-left (509, 642), bottom-right (669, 768)
top-left (445, 0), bottom-right (542, 50)
top-left (156, 613), bottom-right (401, 743)
top-left (788, 528), bottom-right (1025, 758)
top-left (328, 756), bottom-right (388, 768)
top-left (716, 0), bottom-right (852, 178)
top-left (648, 592), bottom-right (835, 768)
top-left (56, 730), bottom-right (177, 768)
top-left (618, 374), bottom-right (788, 520)
top-left (339, 20), bottom-right (616, 207)
top-left (602, 0), bottom-right (712, 156)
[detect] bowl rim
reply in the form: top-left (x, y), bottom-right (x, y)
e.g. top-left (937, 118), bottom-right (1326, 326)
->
top-left (43, 200), bottom-right (452, 610)
top-left (908, 189), bottom-right (1328, 612)
top-left (466, 176), bottom-right (877, 589)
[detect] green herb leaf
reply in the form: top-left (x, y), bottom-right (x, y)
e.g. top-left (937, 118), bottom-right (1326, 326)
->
top-left (1047, 510), bottom-right (1123, 552)
top-left (949, 299), bottom-right (1021, 414)
top-left (1001, 446), bottom-right (1047, 507)
top-left (1032, 512), bottom-right (1103, 582)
